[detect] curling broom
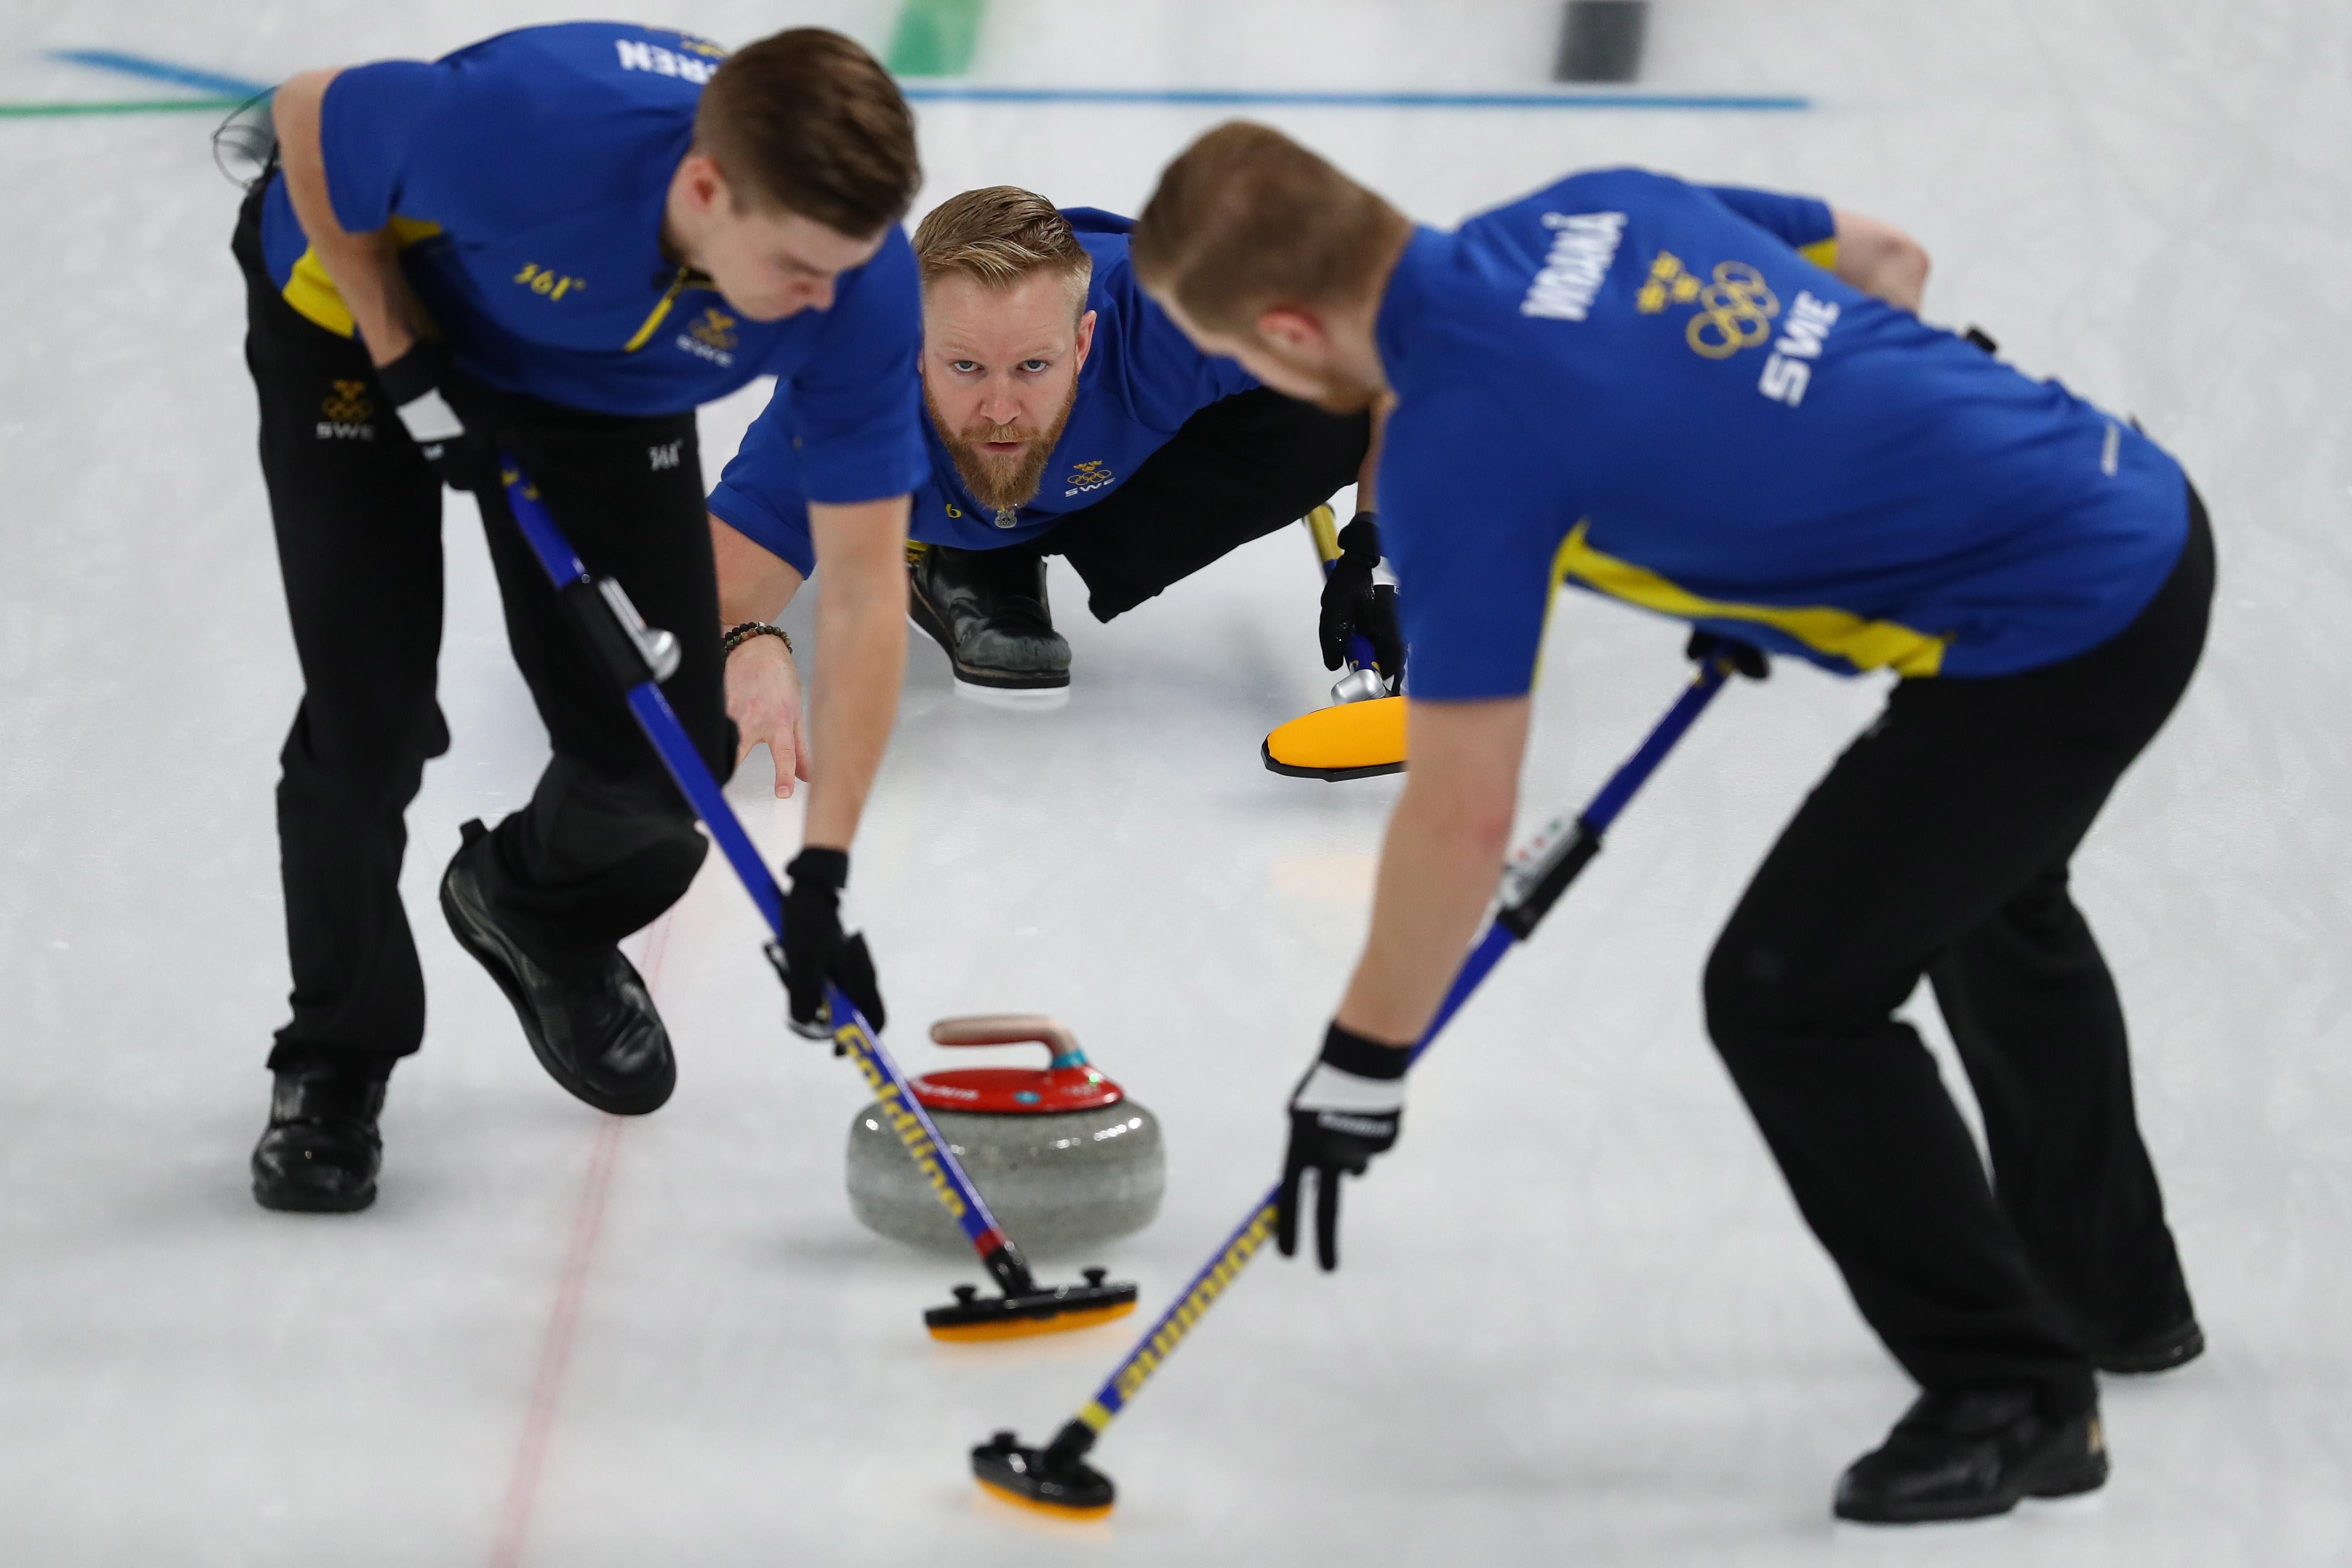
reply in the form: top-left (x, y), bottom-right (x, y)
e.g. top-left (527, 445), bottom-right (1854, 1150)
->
top-left (498, 460), bottom-right (1136, 1341)
top-left (974, 650), bottom-right (1738, 1514)
top-left (1262, 505), bottom-right (1408, 781)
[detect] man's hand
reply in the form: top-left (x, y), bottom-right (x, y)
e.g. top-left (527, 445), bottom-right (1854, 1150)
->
top-left (1277, 1022), bottom-right (1410, 1270)
top-left (1686, 630), bottom-right (1768, 681)
top-left (1319, 511), bottom-right (1406, 684)
top-left (726, 632), bottom-right (810, 798)
top-left (780, 847), bottom-right (885, 1036)
top-left (376, 340), bottom-right (494, 492)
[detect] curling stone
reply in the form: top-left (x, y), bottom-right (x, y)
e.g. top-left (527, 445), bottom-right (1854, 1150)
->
top-left (846, 1015), bottom-right (1162, 1258)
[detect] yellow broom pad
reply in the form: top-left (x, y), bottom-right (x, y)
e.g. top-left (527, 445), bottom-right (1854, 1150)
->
top-left (1262, 696), bottom-right (1407, 780)
top-left (926, 1298), bottom-right (1136, 1342)
top-left (974, 1476), bottom-right (1116, 1520)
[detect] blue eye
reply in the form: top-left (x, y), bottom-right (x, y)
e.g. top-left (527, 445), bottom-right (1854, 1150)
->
top-left (1021, 360), bottom-right (1049, 373)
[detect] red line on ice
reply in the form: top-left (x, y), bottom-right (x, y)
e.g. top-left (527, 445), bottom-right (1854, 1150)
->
top-left (486, 909), bottom-right (676, 1568)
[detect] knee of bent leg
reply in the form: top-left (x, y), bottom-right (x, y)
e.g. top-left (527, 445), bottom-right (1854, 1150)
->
top-left (1703, 928), bottom-right (1816, 1066)
top-left (280, 698), bottom-right (449, 800)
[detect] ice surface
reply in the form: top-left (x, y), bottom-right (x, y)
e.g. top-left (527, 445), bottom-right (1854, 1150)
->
top-left (1, 2), bottom-right (2348, 1562)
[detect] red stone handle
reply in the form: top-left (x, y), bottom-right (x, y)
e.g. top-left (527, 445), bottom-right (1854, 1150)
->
top-left (928, 1014), bottom-right (1086, 1066)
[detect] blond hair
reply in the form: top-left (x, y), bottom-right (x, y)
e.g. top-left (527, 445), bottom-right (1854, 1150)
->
top-left (1130, 122), bottom-right (1409, 332)
top-left (912, 186), bottom-right (1093, 313)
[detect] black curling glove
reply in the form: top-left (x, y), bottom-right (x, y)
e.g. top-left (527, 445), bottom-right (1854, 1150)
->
top-left (1318, 512), bottom-right (1406, 686)
top-left (1686, 629), bottom-right (1770, 681)
top-left (1277, 1020), bottom-right (1410, 1272)
top-left (780, 847), bottom-right (886, 1038)
top-left (376, 340), bottom-right (494, 492)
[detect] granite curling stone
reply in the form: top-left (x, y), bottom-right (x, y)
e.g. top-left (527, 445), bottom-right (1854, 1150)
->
top-left (846, 1015), bottom-right (1162, 1256)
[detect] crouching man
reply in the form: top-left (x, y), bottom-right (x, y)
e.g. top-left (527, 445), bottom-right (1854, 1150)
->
top-left (708, 184), bottom-right (1392, 780)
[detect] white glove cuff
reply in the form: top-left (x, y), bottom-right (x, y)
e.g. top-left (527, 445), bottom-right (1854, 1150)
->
top-left (1293, 1060), bottom-right (1406, 1116)
top-left (395, 388), bottom-right (465, 446)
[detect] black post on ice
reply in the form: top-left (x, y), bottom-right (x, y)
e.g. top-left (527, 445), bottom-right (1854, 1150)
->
top-left (1554, 0), bottom-right (1650, 83)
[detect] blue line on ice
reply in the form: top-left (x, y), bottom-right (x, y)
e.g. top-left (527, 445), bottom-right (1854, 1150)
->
top-left (50, 50), bottom-right (1808, 113)
top-left (49, 50), bottom-right (268, 99)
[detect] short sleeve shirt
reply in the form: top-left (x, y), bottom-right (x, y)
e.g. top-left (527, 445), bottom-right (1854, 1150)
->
top-left (1376, 168), bottom-right (2188, 698)
top-left (256, 18), bottom-right (926, 492)
top-left (708, 211), bottom-right (1258, 574)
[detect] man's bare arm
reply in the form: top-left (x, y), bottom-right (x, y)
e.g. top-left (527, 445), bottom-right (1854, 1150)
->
top-left (272, 68), bottom-right (428, 366)
top-left (712, 514), bottom-right (806, 622)
top-left (1828, 209), bottom-right (1931, 315)
top-left (711, 514), bottom-right (812, 796)
top-left (1336, 696), bottom-right (1532, 1046)
top-left (802, 496), bottom-right (910, 848)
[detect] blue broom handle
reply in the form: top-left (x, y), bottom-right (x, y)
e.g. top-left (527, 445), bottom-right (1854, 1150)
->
top-left (497, 460), bottom-right (1030, 1276)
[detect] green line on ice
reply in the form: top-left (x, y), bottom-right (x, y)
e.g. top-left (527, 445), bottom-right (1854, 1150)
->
top-left (0, 96), bottom-right (242, 117)
top-left (886, 0), bottom-right (988, 77)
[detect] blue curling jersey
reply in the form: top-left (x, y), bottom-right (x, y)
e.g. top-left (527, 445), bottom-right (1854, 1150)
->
top-left (1378, 169), bottom-right (2190, 700)
top-left (710, 210), bottom-right (1258, 575)
top-left (256, 21), bottom-right (926, 501)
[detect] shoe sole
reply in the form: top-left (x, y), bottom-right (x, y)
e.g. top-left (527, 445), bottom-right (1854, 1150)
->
top-left (440, 852), bottom-right (674, 1117)
top-left (252, 1175), bottom-right (376, 1214)
top-left (904, 599), bottom-right (1070, 696)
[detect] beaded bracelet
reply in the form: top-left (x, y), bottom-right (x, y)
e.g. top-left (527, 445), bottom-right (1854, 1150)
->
top-left (722, 620), bottom-right (792, 658)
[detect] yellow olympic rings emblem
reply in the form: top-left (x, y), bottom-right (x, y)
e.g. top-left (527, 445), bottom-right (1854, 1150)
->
top-left (1685, 262), bottom-right (1780, 360)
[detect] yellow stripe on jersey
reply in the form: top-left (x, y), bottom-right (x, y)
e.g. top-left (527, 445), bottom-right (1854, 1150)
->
top-left (1798, 236), bottom-right (1838, 270)
top-left (280, 217), bottom-right (446, 336)
top-left (622, 268), bottom-right (691, 353)
top-left (1554, 520), bottom-right (1949, 676)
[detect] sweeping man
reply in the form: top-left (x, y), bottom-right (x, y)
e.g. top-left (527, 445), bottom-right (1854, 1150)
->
top-left (1131, 124), bottom-right (2208, 1524)
top-left (240, 24), bottom-right (923, 1212)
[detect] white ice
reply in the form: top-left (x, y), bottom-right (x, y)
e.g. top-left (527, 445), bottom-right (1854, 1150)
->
top-left (2, 2), bottom-right (2348, 1562)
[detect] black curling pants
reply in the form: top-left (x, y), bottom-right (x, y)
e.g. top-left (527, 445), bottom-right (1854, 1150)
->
top-left (1704, 489), bottom-right (2212, 1414)
top-left (1040, 387), bottom-right (1372, 621)
top-left (235, 192), bottom-right (732, 1070)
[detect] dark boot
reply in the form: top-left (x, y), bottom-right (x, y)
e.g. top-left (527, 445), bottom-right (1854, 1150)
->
top-left (252, 1053), bottom-right (389, 1213)
top-left (907, 541), bottom-right (1071, 700)
top-left (1834, 1387), bottom-right (2108, 1524)
top-left (440, 820), bottom-right (676, 1116)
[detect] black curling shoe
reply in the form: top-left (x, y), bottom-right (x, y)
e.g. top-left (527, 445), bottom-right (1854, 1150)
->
top-left (252, 1056), bottom-right (389, 1213)
top-left (440, 820), bottom-right (676, 1116)
top-left (907, 541), bottom-right (1070, 696)
top-left (1834, 1387), bottom-right (2108, 1524)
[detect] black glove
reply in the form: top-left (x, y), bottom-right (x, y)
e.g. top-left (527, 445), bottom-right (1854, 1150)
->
top-left (376, 340), bottom-right (494, 492)
top-left (1686, 630), bottom-right (1769, 681)
top-left (780, 847), bottom-right (886, 1038)
top-left (1318, 512), bottom-right (1406, 685)
top-left (1277, 1021), bottom-right (1408, 1271)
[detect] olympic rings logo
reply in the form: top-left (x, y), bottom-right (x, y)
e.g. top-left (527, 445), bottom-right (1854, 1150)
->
top-left (1636, 250), bottom-right (1783, 360)
top-left (1686, 262), bottom-right (1780, 360)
